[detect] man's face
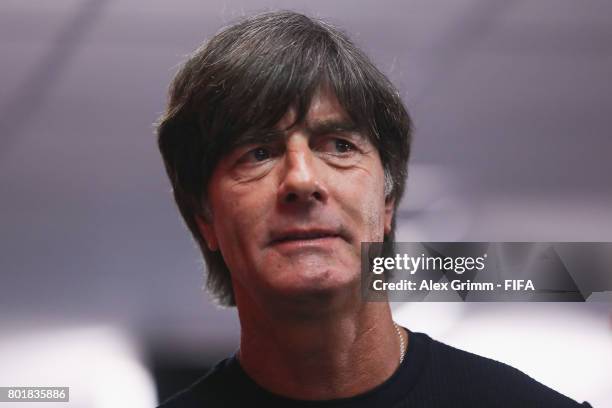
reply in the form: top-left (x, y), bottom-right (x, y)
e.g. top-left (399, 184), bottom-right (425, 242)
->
top-left (198, 87), bottom-right (394, 307)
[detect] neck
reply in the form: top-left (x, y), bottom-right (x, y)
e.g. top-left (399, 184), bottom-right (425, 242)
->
top-left (234, 284), bottom-right (406, 400)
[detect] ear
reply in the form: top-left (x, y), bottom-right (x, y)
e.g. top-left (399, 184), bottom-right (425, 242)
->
top-left (195, 215), bottom-right (219, 251)
top-left (384, 196), bottom-right (396, 236)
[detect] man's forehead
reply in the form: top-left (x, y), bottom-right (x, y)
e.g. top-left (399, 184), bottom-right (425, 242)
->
top-left (226, 85), bottom-right (367, 151)
top-left (275, 85), bottom-right (352, 132)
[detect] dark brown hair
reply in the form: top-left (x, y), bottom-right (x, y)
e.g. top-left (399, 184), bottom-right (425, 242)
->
top-left (156, 11), bottom-right (412, 306)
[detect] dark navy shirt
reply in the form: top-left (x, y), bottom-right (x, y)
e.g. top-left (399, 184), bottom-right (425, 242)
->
top-left (158, 330), bottom-right (592, 407)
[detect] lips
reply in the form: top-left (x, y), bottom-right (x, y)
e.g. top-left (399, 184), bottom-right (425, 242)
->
top-left (269, 229), bottom-right (343, 245)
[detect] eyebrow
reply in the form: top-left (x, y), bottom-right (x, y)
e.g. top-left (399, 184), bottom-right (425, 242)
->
top-left (230, 119), bottom-right (361, 149)
top-left (231, 129), bottom-right (285, 149)
top-left (304, 119), bottom-right (360, 136)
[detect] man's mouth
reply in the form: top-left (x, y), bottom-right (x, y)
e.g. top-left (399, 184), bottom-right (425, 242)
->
top-left (269, 229), bottom-right (343, 245)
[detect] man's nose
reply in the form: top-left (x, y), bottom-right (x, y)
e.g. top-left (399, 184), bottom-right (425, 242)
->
top-left (277, 142), bottom-right (329, 206)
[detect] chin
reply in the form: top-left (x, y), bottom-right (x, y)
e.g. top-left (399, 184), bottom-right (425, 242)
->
top-left (274, 267), bottom-right (359, 298)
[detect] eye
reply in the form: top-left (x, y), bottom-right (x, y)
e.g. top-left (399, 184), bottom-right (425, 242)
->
top-left (250, 147), bottom-right (271, 161)
top-left (319, 137), bottom-right (357, 156)
top-left (333, 139), bottom-right (355, 153)
top-left (314, 135), bottom-right (366, 167)
top-left (238, 146), bottom-right (273, 164)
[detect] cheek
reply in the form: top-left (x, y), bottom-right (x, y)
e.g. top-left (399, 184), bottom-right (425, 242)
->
top-left (211, 182), bottom-right (272, 263)
top-left (337, 176), bottom-right (387, 242)
top-left (213, 208), bottom-right (258, 285)
top-left (362, 194), bottom-right (387, 242)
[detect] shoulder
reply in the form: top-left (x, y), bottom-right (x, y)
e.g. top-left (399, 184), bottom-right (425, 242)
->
top-left (415, 332), bottom-right (590, 407)
top-left (156, 358), bottom-right (232, 408)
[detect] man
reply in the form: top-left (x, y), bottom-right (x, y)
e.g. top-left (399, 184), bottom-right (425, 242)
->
top-left (156, 11), bottom-right (590, 407)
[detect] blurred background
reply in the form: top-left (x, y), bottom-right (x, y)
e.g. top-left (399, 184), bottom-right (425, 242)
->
top-left (1, 0), bottom-right (611, 406)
